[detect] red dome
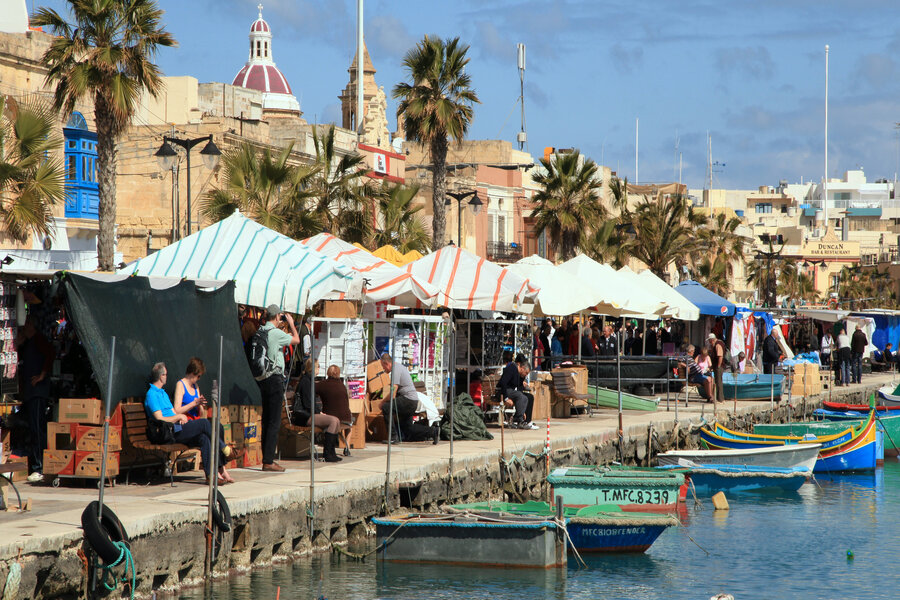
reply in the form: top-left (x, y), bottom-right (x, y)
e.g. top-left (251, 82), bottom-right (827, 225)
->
top-left (251, 18), bottom-right (269, 33)
top-left (232, 64), bottom-right (292, 95)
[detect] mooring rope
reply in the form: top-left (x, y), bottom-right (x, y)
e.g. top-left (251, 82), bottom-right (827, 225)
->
top-left (100, 541), bottom-right (136, 600)
top-left (555, 517), bottom-right (586, 569)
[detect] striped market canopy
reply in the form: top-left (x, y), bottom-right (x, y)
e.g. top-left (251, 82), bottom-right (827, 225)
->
top-left (122, 211), bottom-right (361, 313)
top-left (302, 233), bottom-right (439, 307)
top-left (405, 245), bottom-right (538, 313)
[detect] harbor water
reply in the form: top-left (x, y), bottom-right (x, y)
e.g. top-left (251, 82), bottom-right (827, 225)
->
top-left (179, 460), bottom-right (900, 600)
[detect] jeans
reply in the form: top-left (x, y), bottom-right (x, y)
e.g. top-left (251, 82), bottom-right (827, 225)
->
top-left (840, 357), bottom-right (851, 386)
top-left (504, 388), bottom-right (534, 423)
top-left (174, 418), bottom-right (226, 476)
top-left (851, 352), bottom-right (863, 383)
top-left (24, 395), bottom-right (48, 474)
top-left (713, 368), bottom-right (724, 403)
top-left (257, 374), bottom-right (285, 464)
top-left (381, 396), bottom-right (419, 440)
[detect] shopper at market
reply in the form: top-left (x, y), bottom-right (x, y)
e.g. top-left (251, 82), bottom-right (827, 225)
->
top-left (837, 326), bottom-right (852, 386)
top-left (498, 354), bottom-right (537, 429)
top-left (820, 329), bottom-right (834, 367)
top-left (851, 324), bottom-right (868, 384)
top-left (707, 333), bottom-right (727, 405)
top-left (762, 330), bottom-right (780, 375)
top-left (293, 360), bottom-right (344, 462)
top-left (145, 362), bottom-right (234, 483)
top-left (16, 315), bottom-right (55, 482)
top-left (598, 325), bottom-right (618, 356)
top-left (645, 323), bottom-right (659, 356)
top-left (256, 304), bottom-right (300, 472)
top-left (173, 357), bottom-right (208, 420)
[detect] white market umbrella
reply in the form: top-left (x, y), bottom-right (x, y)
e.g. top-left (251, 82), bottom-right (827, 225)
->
top-left (636, 269), bottom-right (700, 321)
top-left (507, 255), bottom-right (609, 316)
top-left (123, 211), bottom-right (361, 313)
top-left (302, 233), bottom-right (440, 308)
top-left (558, 254), bottom-right (663, 317)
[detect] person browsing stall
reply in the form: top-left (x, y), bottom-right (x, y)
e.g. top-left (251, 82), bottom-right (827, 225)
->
top-left (145, 362), bottom-right (235, 483)
top-left (256, 305), bottom-right (299, 472)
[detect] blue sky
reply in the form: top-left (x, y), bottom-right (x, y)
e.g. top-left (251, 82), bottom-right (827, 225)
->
top-left (34, 0), bottom-right (900, 189)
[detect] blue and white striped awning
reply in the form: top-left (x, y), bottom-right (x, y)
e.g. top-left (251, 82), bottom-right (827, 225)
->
top-left (121, 211), bottom-right (362, 313)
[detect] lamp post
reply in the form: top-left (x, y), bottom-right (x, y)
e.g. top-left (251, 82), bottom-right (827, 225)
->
top-left (755, 233), bottom-right (785, 308)
top-left (155, 135), bottom-right (221, 238)
top-left (444, 190), bottom-right (483, 249)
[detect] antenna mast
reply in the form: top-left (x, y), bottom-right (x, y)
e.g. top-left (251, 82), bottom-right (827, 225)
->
top-left (517, 43), bottom-right (526, 150)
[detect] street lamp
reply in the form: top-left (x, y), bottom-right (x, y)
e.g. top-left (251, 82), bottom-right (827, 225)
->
top-left (755, 233), bottom-right (785, 308)
top-left (445, 190), bottom-right (483, 248)
top-left (155, 134), bottom-right (221, 238)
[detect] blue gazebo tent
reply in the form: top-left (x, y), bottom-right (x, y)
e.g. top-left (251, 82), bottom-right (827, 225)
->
top-left (674, 280), bottom-right (735, 317)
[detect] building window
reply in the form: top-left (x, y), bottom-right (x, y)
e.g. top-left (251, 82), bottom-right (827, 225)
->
top-left (264, 42), bottom-right (268, 57)
top-left (755, 203), bottom-right (772, 214)
top-left (256, 40), bottom-right (261, 57)
top-left (63, 111), bottom-right (99, 219)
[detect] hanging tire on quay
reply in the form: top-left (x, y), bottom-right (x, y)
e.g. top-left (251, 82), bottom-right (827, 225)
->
top-left (81, 501), bottom-right (129, 564)
top-left (211, 490), bottom-right (232, 533)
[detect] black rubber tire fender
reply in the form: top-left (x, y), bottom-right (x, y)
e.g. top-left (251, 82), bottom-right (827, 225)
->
top-left (211, 490), bottom-right (232, 532)
top-left (81, 501), bottom-right (129, 564)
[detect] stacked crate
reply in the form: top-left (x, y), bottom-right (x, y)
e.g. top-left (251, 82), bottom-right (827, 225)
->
top-left (789, 363), bottom-right (822, 396)
top-left (44, 399), bottom-right (122, 480)
top-left (224, 405), bottom-right (262, 467)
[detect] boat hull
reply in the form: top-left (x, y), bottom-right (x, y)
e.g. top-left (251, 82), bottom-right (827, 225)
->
top-left (765, 414), bottom-right (900, 458)
top-left (374, 516), bottom-right (566, 568)
top-left (657, 444), bottom-right (820, 472)
top-left (876, 386), bottom-right (900, 406)
top-left (681, 466), bottom-right (809, 495)
top-left (721, 373), bottom-right (784, 400)
top-left (565, 521), bottom-right (670, 553)
top-left (548, 466), bottom-right (686, 512)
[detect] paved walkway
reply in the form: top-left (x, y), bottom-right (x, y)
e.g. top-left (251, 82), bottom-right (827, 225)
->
top-left (0, 371), bottom-right (892, 560)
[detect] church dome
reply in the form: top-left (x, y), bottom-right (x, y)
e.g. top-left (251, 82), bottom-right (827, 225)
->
top-left (231, 4), bottom-right (300, 114)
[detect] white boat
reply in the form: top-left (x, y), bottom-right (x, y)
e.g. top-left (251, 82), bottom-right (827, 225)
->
top-left (876, 385), bottom-right (900, 406)
top-left (656, 443), bottom-right (822, 472)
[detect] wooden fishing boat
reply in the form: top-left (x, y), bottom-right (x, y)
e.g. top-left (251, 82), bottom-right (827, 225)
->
top-left (657, 464), bottom-right (811, 494)
top-left (450, 501), bottom-right (679, 554)
top-left (547, 465), bottom-right (686, 511)
top-left (876, 385), bottom-right (900, 406)
top-left (373, 511), bottom-right (566, 568)
top-left (720, 372), bottom-right (784, 400)
top-left (656, 443), bottom-right (820, 472)
top-left (700, 412), bottom-right (878, 472)
top-left (760, 414), bottom-right (900, 459)
top-left (822, 400), bottom-right (900, 412)
top-left (587, 385), bottom-right (659, 411)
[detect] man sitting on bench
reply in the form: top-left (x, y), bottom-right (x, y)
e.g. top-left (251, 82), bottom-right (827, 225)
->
top-left (499, 354), bottom-right (537, 430)
top-left (145, 362), bottom-right (235, 483)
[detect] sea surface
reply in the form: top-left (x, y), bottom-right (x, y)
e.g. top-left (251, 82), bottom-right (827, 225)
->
top-left (179, 461), bottom-right (900, 600)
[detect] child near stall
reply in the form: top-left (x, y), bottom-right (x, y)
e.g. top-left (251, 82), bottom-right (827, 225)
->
top-left (469, 369), bottom-right (484, 409)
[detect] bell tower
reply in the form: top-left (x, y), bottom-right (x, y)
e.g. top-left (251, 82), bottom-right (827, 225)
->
top-left (338, 44), bottom-right (390, 149)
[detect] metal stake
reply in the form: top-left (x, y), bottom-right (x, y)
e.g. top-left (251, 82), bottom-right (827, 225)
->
top-left (93, 336), bottom-right (115, 594)
top-left (383, 321), bottom-right (397, 513)
top-left (309, 324), bottom-right (317, 529)
top-left (206, 335), bottom-right (224, 573)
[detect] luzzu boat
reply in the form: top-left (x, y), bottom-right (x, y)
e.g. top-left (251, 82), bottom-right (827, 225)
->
top-left (450, 501), bottom-right (679, 554)
top-left (656, 463), bottom-right (811, 495)
top-left (875, 384), bottom-right (900, 406)
top-left (823, 400), bottom-right (900, 412)
top-left (761, 413), bottom-right (900, 459)
top-left (547, 466), bottom-right (687, 512)
top-left (720, 372), bottom-right (784, 400)
top-left (699, 411), bottom-right (878, 472)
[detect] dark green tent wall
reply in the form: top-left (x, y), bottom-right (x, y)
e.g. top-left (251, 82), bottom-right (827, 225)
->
top-left (60, 273), bottom-right (261, 407)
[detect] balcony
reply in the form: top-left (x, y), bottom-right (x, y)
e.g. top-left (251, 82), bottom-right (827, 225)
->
top-left (486, 241), bottom-right (522, 264)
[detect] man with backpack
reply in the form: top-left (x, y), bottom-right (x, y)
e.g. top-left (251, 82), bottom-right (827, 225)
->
top-left (251, 304), bottom-right (299, 472)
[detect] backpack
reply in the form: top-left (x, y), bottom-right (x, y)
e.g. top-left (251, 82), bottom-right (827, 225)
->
top-left (248, 327), bottom-right (277, 381)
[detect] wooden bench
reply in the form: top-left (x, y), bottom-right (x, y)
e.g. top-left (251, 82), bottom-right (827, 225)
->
top-left (279, 409), bottom-right (325, 459)
top-left (120, 402), bottom-right (201, 486)
top-left (551, 371), bottom-right (590, 417)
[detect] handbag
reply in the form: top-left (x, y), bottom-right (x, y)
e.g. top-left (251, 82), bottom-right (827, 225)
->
top-left (147, 419), bottom-right (176, 445)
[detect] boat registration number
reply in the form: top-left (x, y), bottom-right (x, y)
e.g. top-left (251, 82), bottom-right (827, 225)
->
top-left (598, 488), bottom-right (671, 504)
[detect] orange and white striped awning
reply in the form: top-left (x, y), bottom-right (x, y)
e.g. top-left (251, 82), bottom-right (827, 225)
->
top-left (405, 246), bottom-right (539, 313)
top-left (302, 233), bottom-right (440, 308)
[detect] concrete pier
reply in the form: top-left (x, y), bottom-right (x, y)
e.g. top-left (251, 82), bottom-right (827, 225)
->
top-left (0, 375), bottom-right (887, 598)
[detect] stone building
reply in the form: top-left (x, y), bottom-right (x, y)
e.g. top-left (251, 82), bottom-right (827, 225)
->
top-left (338, 44), bottom-right (391, 151)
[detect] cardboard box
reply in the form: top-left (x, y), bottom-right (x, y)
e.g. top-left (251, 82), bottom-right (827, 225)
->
top-left (74, 451), bottom-right (119, 478)
top-left (74, 425), bottom-right (122, 452)
top-left (43, 450), bottom-right (75, 475)
top-left (243, 442), bottom-right (262, 467)
top-left (218, 405), bottom-right (232, 425)
top-left (231, 423), bottom-right (245, 445)
top-left (531, 380), bottom-right (551, 422)
top-left (58, 398), bottom-right (104, 424)
top-left (339, 416), bottom-right (366, 450)
top-left (222, 425), bottom-right (233, 444)
top-left (348, 395), bottom-right (366, 414)
top-left (552, 366), bottom-right (588, 395)
top-left (366, 361), bottom-right (392, 394)
top-left (365, 413), bottom-right (388, 442)
top-left (278, 428), bottom-right (312, 459)
top-left (320, 300), bottom-right (358, 318)
top-left (242, 423), bottom-right (260, 444)
top-left (47, 422), bottom-right (76, 451)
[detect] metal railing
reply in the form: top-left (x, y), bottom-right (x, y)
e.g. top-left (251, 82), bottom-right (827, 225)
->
top-left (486, 241), bottom-right (523, 263)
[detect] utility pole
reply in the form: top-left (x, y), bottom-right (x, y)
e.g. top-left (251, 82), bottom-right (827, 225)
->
top-left (356, 0), bottom-right (364, 139)
top-left (635, 117), bottom-right (639, 184)
top-left (517, 43), bottom-right (526, 150)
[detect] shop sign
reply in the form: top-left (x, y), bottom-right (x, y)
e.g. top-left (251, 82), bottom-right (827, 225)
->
top-left (803, 241), bottom-right (859, 258)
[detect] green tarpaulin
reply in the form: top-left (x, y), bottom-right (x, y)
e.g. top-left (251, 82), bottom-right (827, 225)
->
top-left (440, 393), bottom-right (493, 441)
top-left (60, 273), bottom-right (260, 406)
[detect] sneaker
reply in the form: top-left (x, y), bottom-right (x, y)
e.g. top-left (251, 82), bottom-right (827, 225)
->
top-left (27, 472), bottom-right (43, 483)
top-left (526, 422), bottom-right (539, 430)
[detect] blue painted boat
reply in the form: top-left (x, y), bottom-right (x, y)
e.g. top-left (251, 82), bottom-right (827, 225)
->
top-left (657, 463), bottom-right (810, 494)
top-left (721, 372), bottom-right (784, 400)
top-left (450, 501), bottom-right (678, 554)
top-left (700, 412), bottom-right (878, 472)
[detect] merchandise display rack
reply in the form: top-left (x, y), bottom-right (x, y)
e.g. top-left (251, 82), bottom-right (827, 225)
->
top-left (456, 318), bottom-right (533, 383)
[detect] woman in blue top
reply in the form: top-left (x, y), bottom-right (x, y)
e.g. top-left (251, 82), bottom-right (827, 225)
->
top-left (174, 357), bottom-right (207, 420)
top-left (145, 362), bottom-right (235, 484)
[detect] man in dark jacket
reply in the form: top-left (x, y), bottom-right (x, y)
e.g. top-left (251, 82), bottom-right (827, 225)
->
top-left (645, 323), bottom-right (659, 356)
top-left (498, 355), bottom-right (536, 429)
top-left (580, 327), bottom-right (596, 357)
top-left (598, 325), bottom-right (618, 356)
top-left (851, 325), bottom-right (868, 384)
top-left (762, 331), bottom-right (780, 375)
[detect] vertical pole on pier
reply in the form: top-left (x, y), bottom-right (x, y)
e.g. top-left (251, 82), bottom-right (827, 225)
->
top-left (93, 335), bottom-right (116, 594)
top-left (383, 321), bottom-right (397, 514)
top-left (616, 335), bottom-right (624, 462)
top-left (770, 362), bottom-right (777, 422)
top-left (448, 313), bottom-right (455, 491)
top-left (309, 325), bottom-right (317, 530)
top-left (206, 335), bottom-right (223, 574)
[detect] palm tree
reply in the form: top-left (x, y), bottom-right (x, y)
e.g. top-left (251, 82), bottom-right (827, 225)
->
top-left (372, 183), bottom-right (431, 253)
top-left (34, 0), bottom-right (176, 271)
top-left (0, 96), bottom-right (66, 242)
top-left (627, 193), bottom-right (707, 280)
top-left (697, 212), bottom-right (747, 284)
top-left (530, 150), bottom-right (605, 261)
top-left (695, 256), bottom-right (732, 297)
top-left (200, 141), bottom-right (320, 237)
top-left (393, 35), bottom-right (479, 250)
